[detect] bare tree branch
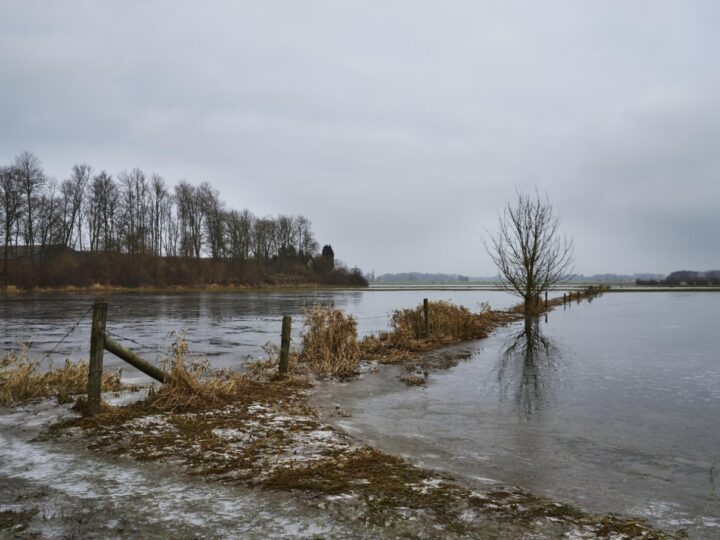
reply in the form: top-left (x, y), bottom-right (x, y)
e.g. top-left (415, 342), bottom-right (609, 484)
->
top-left (484, 190), bottom-right (574, 314)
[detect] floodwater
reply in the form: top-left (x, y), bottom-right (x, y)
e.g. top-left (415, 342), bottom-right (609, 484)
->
top-left (315, 292), bottom-right (720, 538)
top-left (0, 288), bottom-right (516, 379)
top-left (1, 288), bottom-right (718, 537)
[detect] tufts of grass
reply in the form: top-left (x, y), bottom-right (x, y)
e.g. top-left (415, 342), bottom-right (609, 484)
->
top-left (299, 306), bottom-right (360, 378)
top-left (139, 338), bottom-right (311, 414)
top-left (399, 373), bottom-right (427, 386)
top-left (391, 300), bottom-right (493, 342)
top-left (0, 508), bottom-right (37, 534)
top-left (0, 351), bottom-right (122, 406)
top-left (51, 332), bottom-right (669, 539)
top-left (361, 301), bottom-right (518, 363)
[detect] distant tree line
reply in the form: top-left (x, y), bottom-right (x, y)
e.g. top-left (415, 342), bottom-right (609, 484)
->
top-left (636, 270), bottom-right (720, 287)
top-left (0, 151), bottom-right (366, 288)
top-left (375, 273), bottom-right (474, 283)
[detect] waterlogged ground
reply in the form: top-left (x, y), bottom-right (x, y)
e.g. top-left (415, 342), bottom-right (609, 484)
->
top-left (0, 394), bottom-right (361, 539)
top-left (0, 388), bottom-right (645, 539)
top-left (0, 288), bottom-right (517, 377)
top-left (314, 292), bottom-right (720, 539)
top-left (1, 289), bottom-right (717, 538)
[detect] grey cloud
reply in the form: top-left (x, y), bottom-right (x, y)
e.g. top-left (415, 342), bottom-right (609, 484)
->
top-left (1, 1), bottom-right (718, 275)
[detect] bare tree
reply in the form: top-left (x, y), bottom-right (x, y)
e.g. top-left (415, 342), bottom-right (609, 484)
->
top-left (36, 179), bottom-right (60, 254)
top-left (227, 208), bottom-right (254, 263)
top-left (59, 164), bottom-right (91, 248)
top-left (14, 151), bottom-right (45, 252)
top-left (149, 174), bottom-right (169, 256)
top-left (87, 171), bottom-right (117, 251)
top-left (0, 166), bottom-right (23, 274)
top-left (484, 191), bottom-right (574, 315)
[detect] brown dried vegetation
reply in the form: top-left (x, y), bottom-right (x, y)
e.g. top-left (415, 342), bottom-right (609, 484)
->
top-left (298, 306), bottom-right (361, 378)
top-left (360, 300), bottom-right (519, 364)
top-left (48, 315), bottom-right (667, 539)
top-left (0, 352), bottom-right (122, 406)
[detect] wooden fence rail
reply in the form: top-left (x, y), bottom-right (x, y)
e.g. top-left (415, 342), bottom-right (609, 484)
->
top-left (86, 299), bottom-right (295, 415)
top-left (86, 298), bottom-right (167, 416)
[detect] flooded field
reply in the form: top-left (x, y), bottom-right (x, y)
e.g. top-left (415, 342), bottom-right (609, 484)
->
top-left (1, 288), bottom-right (718, 537)
top-left (0, 288), bottom-right (517, 378)
top-left (315, 291), bottom-right (720, 538)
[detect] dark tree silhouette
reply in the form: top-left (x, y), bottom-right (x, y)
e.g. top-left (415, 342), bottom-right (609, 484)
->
top-left (485, 190), bottom-right (574, 316)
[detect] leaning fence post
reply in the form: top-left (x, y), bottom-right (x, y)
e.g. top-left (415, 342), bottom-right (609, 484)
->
top-left (423, 298), bottom-right (430, 338)
top-left (279, 315), bottom-right (292, 374)
top-left (87, 299), bottom-right (107, 416)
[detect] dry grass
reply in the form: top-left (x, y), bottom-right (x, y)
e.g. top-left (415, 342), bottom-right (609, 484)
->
top-left (399, 373), bottom-right (427, 386)
top-left (48, 332), bottom-right (669, 539)
top-left (299, 306), bottom-right (361, 378)
top-left (510, 285), bottom-right (610, 315)
top-left (0, 351), bottom-right (122, 406)
top-left (361, 301), bottom-right (519, 364)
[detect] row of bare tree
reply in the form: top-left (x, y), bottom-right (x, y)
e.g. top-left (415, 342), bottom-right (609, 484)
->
top-left (0, 152), bottom-right (320, 273)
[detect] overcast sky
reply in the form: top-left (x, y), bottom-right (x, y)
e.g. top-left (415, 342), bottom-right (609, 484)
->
top-left (1, 1), bottom-right (718, 276)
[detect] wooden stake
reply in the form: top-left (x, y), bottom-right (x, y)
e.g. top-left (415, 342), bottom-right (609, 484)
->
top-left (87, 299), bottom-right (107, 416)
top-left (423, 298), bottom-right (430, 338)
top-left (279, 315), bottom-right (292, 374)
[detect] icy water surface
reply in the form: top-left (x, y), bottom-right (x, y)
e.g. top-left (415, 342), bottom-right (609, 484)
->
top-left (315, 292), bottom-right (720, 538)
top-left (0, 394), bottom-right (365, 539)
top-left (0, 288), bottom-right (515, 379)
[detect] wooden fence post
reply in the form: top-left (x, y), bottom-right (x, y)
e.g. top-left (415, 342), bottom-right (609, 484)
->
top-left (423, 298), bottom-right (430, 338)
top-left (87, 299), bottom-right (107, 416)
top-left (544, 291), bottom-right (548, 307)
top-left (279, 315), bottom-right (292, 374)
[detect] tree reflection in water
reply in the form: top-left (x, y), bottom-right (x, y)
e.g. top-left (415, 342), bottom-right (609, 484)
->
top-left (496, 317), bottom-right (560, 420)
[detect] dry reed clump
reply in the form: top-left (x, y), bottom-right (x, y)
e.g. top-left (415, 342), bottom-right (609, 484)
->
top-left (144, 338), bottom-right (247, 413)
top-left (0, 351), bottom-right (122, 406)
top-left (361, 301), bottom-right (519, 363)
top-left (131, 338), bottom-right (311, 414)
top-left (299, 306), bottom-right (360, 378)
top-left (391, 300), bottom-right (492, 342)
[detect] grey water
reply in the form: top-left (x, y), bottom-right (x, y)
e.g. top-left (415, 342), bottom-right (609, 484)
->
top-left (0, 288), bottom-right (516, 378)
top-left (1, 288), bottom-right (718, 537)
top-left (315, 291), bottom-right (720, 538)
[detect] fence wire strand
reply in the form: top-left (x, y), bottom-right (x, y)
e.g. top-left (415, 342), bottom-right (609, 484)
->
top-left (105, 329), bottom-right (169, 356)
top-left (40, 305), bottom-right (94, 364)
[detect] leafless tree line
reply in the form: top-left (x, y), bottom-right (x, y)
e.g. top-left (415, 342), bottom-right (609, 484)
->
top-left (0, 151), bottom-right (320, 273)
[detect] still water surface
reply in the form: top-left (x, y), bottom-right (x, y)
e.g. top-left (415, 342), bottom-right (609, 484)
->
top-left (315, 291), bottom-right (720, 538)
top-left (0, 288), bottom-right (515, 374)
top-left (1, 289), bottom-right (718, 536)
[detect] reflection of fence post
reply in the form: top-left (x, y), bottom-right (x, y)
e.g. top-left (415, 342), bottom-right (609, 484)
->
top-left (87, 299), bottom-right (107, 416)
top-left (423, 298), bottom-right (430, 338)
top-left (279, 315), bottom-right (291, 374)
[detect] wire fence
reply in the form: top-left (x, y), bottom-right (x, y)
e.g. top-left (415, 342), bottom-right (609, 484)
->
top-left (39, 305), bottom-right (94, 364)
top-left (7, 306), bottom-right (394, 366)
